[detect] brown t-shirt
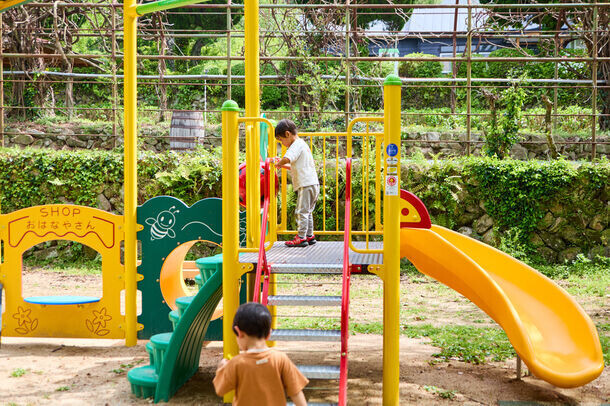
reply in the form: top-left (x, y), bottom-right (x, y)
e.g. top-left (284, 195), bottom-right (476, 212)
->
top-left (213, 349), bottom-right (309, 406)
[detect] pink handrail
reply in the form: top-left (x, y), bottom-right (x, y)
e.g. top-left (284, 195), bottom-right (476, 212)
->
top-left (338, 158), bottom-right (352, 405)
top-left (252, 158), bottom-right (272, 305)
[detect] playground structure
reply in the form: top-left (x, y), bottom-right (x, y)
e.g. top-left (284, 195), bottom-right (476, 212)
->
top-left (0, 0), bottom-right (605, 405)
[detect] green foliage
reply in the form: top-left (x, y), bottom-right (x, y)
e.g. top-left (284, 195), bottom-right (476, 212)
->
top-left (465, 157), bottom-right (577, 237)
top-left (423, 385), bottom-right (457, 400)
top-left (483, 80), bottom-right (527, 158)
top-left (398, 53), bottom-right (448, 108)
top-left (404, 324), bottom-right (516, 364)
top-left (10, 368), bottom-right (27, 378)
top-left (1, 148), bottom-right (607, 265)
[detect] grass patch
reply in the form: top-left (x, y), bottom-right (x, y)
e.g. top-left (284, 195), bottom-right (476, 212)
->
top-left (55, 386), bottom-right (70, 392)
top-left (404, 324), bottom-right (515, 364)
top-left (24, 257), bottom-right (102, 276)
top-left (598, 323), bottom-right (610, 366)
top-left (351, 321), bottom-right (384, 334)
top-left (423, 385), bottom-right (457, 400)
top-left (275, 317), bottom-right (340, 330)
top-left (10, 368), bottom-right (27, 377)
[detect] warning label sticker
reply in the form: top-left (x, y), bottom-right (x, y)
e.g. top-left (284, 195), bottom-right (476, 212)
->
top-left (385, 175), bottom-right (398, 196)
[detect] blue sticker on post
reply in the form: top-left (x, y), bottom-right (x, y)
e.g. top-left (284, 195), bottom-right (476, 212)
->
top-left (386, 143), bottom-right (398, 157)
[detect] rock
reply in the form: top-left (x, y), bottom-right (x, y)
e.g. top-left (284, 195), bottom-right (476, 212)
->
top-left (529, 232), bottom-right (545, 248)
top-left (560, 225), bottom-right (582, 245)
top-left (456, 212), bottom-right (478, 227)
top-left (558, 247), bottom-right (581, 263)
top-left (585, 229), bottom-right (602, 244)
top-left (474, 214), bottom-right (494, 234)
top-left (539, 231), bottom-right (566, 251)
top-left (13, 133), bottom-right (34, 145)
top-left (66, 137), bottom-right (87, 148)
top-left (601, 229), bottom-right (610, 246)
top-left (426, 132), bottom-right (441, 142)
top-left (29, 128), bottom-right (45, 136)
top-left (588, 214), bottom-right (606, 231)
top-left (482, 228), bottom-right (500, 246)
top-left (35, 247), bottom-right (59, 260)
top-left (537, 247), bottom-right (557, 263)
top-left (547, 217), bottom-right (565, 233)
top-left (537, 212), bottom-right (554, 230)
top-left (510, 144), bottom-right (528, 160)
top-left (588, 245), bottom-right (606, 260)
top-left (97, 193), bottom-right (112, 212)
top-left (458, 227), bottom-right (474, 238)
top-left (549, 202), bottom-right (564, 216)
top-left (83, 245), bottom-right (99, 260)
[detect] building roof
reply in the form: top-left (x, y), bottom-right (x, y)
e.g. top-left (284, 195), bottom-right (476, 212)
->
top-left (402, 0), bottom-right (484, 33)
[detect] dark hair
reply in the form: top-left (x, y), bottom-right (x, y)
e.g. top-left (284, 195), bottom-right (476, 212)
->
top-left (275, 119), bottom-right (297, 139)
top-left (232, 302), bottom-right (271, 339)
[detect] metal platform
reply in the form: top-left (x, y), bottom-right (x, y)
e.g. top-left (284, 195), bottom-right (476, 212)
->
top-left (239, 241), bottom-right (383, 266)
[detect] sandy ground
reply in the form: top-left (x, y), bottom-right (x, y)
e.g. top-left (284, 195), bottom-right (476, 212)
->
top-left (0, 268), bottom-right (608, 405)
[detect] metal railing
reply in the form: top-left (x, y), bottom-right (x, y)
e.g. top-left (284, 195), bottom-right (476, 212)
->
top-left (2, 2), bottom-right (608, 159)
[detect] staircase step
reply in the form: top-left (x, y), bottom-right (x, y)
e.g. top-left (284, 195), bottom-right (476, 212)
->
top-left (297, 364), bottom-right (340, 380)
top-left (194, 274), bottom-right (203, 290)
top-left (175, 296), bottom-right (195, 316)
top-left (150, 332), bottom-right (173, 373)
top-left (168, 309), bottom-right (180, 330)
top-left (270, 264), bottom-right (343, 274)
top-left (145, 341), bottom-right (154, 364)
top-left (268, 295), bottom-right (341, 307)
top-left (270, 329), bottom-right (340, 342)
top-left (127, 365), bottom-right (158, 398)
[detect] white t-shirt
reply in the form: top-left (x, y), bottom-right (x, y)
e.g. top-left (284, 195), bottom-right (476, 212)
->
top-left (283, 137), bottom-right (319, 190)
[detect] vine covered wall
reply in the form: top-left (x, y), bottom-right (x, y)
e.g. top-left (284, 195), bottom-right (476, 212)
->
top-left (0, 148), bottom-right (607, 264)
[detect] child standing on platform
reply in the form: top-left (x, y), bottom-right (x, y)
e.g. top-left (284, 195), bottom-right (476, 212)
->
top-left (213, 302), bottom-right (309, 406)
top-left (273, 119), bottom-right (320, 247)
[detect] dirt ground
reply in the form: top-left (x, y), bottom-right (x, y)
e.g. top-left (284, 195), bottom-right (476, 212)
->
top-left (0, 268), bottom-right (608, 405)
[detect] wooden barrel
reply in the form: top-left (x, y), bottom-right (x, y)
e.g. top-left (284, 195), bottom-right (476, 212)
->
top-left (169, 111), bottom-right (204, 150)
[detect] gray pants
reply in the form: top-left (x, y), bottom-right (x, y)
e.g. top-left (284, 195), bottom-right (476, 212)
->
top-left (296, 184), bottom-right (319, 238)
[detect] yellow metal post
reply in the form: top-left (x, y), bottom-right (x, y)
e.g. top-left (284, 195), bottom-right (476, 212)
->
top-left (221, 100), bottom-right (241, 403)
top-left (382, 74), bottom-right (402, 405)
top-left (123, 0), bottom-right (138, 347)
top-left (244, 0), bottom-right (260, 248)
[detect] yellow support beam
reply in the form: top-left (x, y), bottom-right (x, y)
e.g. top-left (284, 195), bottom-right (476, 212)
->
top-left (382, 74), bottom-right (402, 405)
top-left (123, 0), bottom-right (139, 347)
top-left (221, 100), bottom-right (241, 404)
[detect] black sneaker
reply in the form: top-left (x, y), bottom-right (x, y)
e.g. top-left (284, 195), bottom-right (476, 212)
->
top-left (306, 235), bottom-right (316, 245)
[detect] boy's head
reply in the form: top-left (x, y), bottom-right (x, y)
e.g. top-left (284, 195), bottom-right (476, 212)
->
top-left (232, 302), bottom-right (272, 339)
top-left (275, 119), bottom-right (297, 140)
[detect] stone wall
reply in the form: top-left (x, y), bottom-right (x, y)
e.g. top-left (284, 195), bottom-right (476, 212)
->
top-left (403, 132), bottom-right (609, 160)
top-left (452, 197), bottom-right (609, 264)
top-left (2, 122), bottom-right (224, 152)
top-left (4, 122), bottom-right (606, 160)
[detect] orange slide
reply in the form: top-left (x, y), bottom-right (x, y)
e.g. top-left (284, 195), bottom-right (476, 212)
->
top-left (399, 224), bottom-right (604, 387)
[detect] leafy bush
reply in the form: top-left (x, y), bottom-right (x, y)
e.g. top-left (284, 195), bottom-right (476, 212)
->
top-left (1, 148), bottom-right (607, 264)
top-left (398, 53), bottom-right (448, 108)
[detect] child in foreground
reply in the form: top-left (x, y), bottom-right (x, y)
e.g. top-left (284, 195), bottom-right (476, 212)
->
top-left (213, 302), bottom-right (309, 406)
top-left (273, 119), bottom-right (320, 247)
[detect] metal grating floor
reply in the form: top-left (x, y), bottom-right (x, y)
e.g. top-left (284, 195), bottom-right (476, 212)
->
top-left (239, 241), bottom-right (383, 266)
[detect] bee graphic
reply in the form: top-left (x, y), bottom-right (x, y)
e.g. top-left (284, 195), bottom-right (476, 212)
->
top-left (145, 206), bottom-right (180, 241)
